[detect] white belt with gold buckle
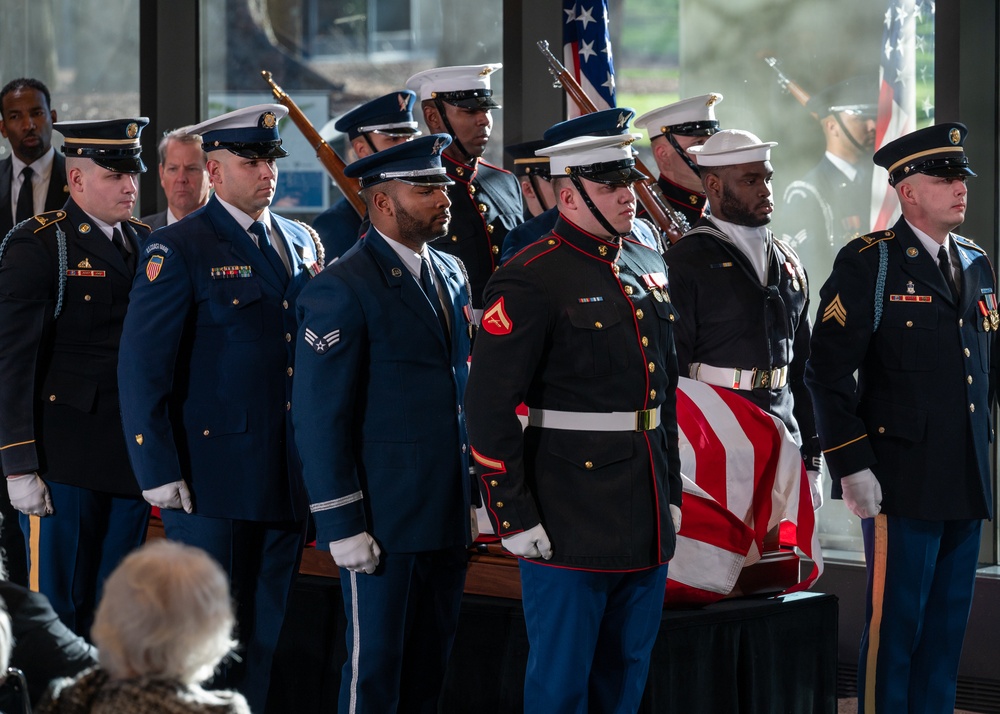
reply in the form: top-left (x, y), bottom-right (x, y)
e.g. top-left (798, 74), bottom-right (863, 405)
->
top-left (689, 362), bottom-right (788, 390)
top-left (526, 406), bottom-right (661, 432)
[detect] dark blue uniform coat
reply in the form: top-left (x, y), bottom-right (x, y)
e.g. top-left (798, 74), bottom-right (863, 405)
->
top-left (311, 195), bottom-right (367, 261)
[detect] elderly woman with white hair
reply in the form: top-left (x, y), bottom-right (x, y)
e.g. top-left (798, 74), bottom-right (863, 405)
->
top-left (36, 540), bottom-right (248, 714)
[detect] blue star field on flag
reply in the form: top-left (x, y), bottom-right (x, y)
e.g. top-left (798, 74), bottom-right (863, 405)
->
top-left (563, 1), bottom-right (616, 113)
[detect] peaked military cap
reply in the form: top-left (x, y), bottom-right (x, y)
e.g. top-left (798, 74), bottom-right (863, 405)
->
top-left (538, 133), bottom-right (647, 185)
top-left (335, 91), bottom-right (421, 140)
top-left (345, 133), bottom-right (455, 189)
top-left (191, 104), bottom-right (289, 160)
top-left (634, 93), bottom-right (723, 138)
top-left (505, 140), bottom-right (551, 179)
top-left (543, 108), bottom-right (637, 144)
top-left (873, 122), bottom-right (975, 186)
top-left (56, 117), bottom-right (149, 173)
top-left (405, 64), bottom-right (502, 110)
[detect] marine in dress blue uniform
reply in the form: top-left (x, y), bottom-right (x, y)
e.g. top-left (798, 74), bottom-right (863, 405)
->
top-left (117, 105), bottom-right (320, 714)
top-left (406, 64), bottom-right (523, 310)
top-left (634, 93), bottom-right (724, 233)
top-left (466, 134), bottom-right (681, 714)
top-left (663, 129), bottom-right (823, 503)
top-left (293, 134), bottom-right (476, 713)
top-left (0, 117), bottom-right (151, 636)
top-left (806, 124), bottom-right (994, 714)
top-left (501, 109), bottom-right (663, 262)
top-left (312, 90), bottom-right (421, 260)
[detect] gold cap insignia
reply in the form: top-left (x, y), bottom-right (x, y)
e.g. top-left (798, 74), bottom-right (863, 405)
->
top-left (135, 434), bottom-right (143, 445)
top-left (79, 223), bottom-right (91, 234)
top-left (950, 128), bottom-right (961, 145)
top-left (906, 247), bottom-right (919, 257)
top-left (126, 122), bottom-right (139, 139)
top-left (706, 93), bottom-right (722, 107)
top-left (78, 258), bottom-right (92, 269)
top-left (478, 67), bottom-right (493, 77)
top-left (262, 112), bottom-right (277, 129)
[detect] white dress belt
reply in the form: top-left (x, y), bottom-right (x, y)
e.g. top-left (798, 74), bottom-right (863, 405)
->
top-left (526, 406), bottom-right (661, 432)
top-left (689, 362), bottom-right (788, 390)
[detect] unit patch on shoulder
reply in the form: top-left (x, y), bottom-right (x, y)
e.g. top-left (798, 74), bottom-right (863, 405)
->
top-left (822, 294), bottom-right (847, 327)
top-left (304, 327), bottom-right (341, 354)
top-left (145, 242), bottom-right (171, 256)
top-left (482, 297), bottom-right (513, 335)
top-left (146, 255), bottom-right (165, 282)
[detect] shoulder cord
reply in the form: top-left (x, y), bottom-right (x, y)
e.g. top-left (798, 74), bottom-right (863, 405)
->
top-left (873, 240), bottom-right (888, 331)
top-left (0, 219), bottom-right (67, 318)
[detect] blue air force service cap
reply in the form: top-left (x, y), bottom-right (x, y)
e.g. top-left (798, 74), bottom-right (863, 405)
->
top-left (873, 123), bottom-right (975, 186)
top-left (634, 93), bottom-right (723, 138)
top-left (345, 133), bottom-right (455, 189)
top-left (405, 64), bottom-right (502, 110)
top-left (505, 140), bottom-right (551, 179)
top-left (543, 108), bottom-right (636, 144)
top-left (190, 104), bottom-right (290, 160)
top-left (335, 91), bottom-right (421, 140)
top-left (538, 133), bottom-right (647, 185)
top-left (56, 117), bottom-right (149, 173)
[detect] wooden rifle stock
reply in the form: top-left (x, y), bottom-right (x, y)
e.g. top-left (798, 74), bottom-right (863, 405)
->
top-left (261, 70), bottom-right (366, 217)
top-left (762, 57), bottom-right (815, 117)
top-left (536, 41), bottom-right (686, 244)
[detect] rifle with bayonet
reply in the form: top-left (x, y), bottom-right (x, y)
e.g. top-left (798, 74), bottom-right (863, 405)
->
top-left (536, 40), bottom-right (689, 245)
top-left (762, 56), bottom-right (816, 118)
top-left (262, 70), bottom-right (366, 217)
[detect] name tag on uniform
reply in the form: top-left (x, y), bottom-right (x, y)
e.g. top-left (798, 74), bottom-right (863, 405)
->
top-left (889, 295), bottom-right (932, 303)
top-left (66, 269), bottom-right (106, 277)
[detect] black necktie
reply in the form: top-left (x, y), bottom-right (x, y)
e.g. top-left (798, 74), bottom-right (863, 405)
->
top-left (420, 257), bottom-right (450, 346)
top-left (15, 166), bottom-right (34, 223)
top-left (112, 228), bottom-right (135, 274)
top-left (937, 245), bottom-right (959, 302)
top-left (249, 221), bottom-right (289, 287)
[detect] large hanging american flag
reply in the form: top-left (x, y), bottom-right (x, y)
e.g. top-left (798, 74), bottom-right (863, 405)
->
top-left (563, 0), bottom-right (616, 116)
top-left (870, 0), bottom-right (918, 230)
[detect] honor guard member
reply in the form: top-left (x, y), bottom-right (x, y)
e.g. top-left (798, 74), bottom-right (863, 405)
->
top-left (806, 124), bottom-right (993, 714)
top-left (0, 117), bottom-right (151, 636)
top-left (500, 108), bottom-right (661, 263)
top-left (465, 134), bottom-right (682, 714)
top-left (312, 90), bottom-right (421, 260)
top-left (634, 92), bottom-right (723, 231)
top-left (117, 105), bottom-right (321, 713)
top-left (293, 134), bottom-right (477, 713)
top-left (781, 77), bottom-right (877, 283)
top-left (664, 130), bottom-right (823, 508)
top-left (406, 64), bottom-right (523, 310)
top-left (505, 139), bottom-right (555, 222)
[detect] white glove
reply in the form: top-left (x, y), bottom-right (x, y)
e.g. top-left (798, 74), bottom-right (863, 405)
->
top-left (470, 506), bottom-right (480, 542)
top-left (7, 473), bottom-right (53, 516)
top-left (142, 480), bottom-right (193, 513)
top-left (329, 532), bottom-right (381, 574)
top-left (807, 469), bottom-right (824, 511)
top-left (502, 523), bottom-right (553, 560)
top-left (669, 504), bottom-right (682, 534)
top-left (840, 468), bottom-right (882, 519)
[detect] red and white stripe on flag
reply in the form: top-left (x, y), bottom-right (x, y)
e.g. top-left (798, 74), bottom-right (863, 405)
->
top-left (668, 378), bottom-right (823, 605)
top-left (562, 0), bottom-right (616, 117)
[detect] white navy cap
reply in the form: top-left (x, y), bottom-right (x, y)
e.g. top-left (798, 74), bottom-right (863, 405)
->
top-left (686, 129), bottom-right (777, 167)
top-left (191, 104), bottom-right (290, 159)
top-left (537, 133), bottom-right (647, 185)
top-left (405, 64), bottom-right (503, 109)
top-left (634, 93), bottom-right (723, 137)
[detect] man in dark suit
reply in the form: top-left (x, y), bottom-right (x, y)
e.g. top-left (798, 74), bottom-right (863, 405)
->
top-left (117, 105), bottom-right (321, 714)
top-left (806, 123), bottom-right (994, 713)
top-left (0, 78), bottom-right (68, 239)
top-left (0, 78), bottom-right (69, 586)
top-left (140, 127), bottom-right (210, 230)
top-left (312, 90), bottom-right (420, 260)
top-left (0, 117), bottom-right (151, 637)
top-left (293, 134), bottom-right (476, 713)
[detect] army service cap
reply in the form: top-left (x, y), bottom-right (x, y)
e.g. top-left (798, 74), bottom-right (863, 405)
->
top-left (405, 64), bottom-right (502, 109)
top-left (538, 133), bottom-right (647, 185)
top-left (57, 117), bottom-right (149, 173)
top-left (873, 123), bottom-right (975, 186)
top-left (191, 104), bottom-right (290, 160)
top-left (634, 93), bottom-right (723, 138)
top-left (687, 129), bottom-right (777, 167)
top-left (505, 140), bottom-right (551, 179)
top-left (345, 133), bottom-right (455, 189)
top-left (335, 91), bottom-right (421, 140)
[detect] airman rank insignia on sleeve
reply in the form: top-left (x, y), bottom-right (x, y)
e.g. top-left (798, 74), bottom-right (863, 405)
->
top-left (146, 255), bottom-right (165, 282)
top-left (822, 294), bottom-right (847, 327)
top-left (304, 327), bottom-right (340, 354)
top-left (482, 297), bottom-right (512, 335)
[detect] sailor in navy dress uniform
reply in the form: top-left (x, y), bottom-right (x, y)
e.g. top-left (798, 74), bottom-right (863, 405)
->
top-left (634, 92), bottom-right (724, 230)
top-left (500, 108), bottom-right (661, 263)
top-left (0, 117), bottom-right (151, 637)
top-left (406, 64), bottom-right (523, 310)
top-left (806, 123), bottom-right (994, 714)
top-left (312, 90), bottom-right (421, 260)
top-left (117, 105), bottom-right (321, 713)
top-left (293, 134), bottom-right (477, 713)
top-left (663, 129), bottom-right (823, 505)
top-left (465, 134), bottom-right (681, 714)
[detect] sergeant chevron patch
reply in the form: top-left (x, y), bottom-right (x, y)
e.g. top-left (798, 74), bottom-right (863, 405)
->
top-left (304, 327), bottom-right (340, 354)
top-left (822, 294), bottom-right (847, 327)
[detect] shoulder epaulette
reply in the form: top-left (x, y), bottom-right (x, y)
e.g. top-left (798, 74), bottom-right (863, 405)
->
top-left (515, 235), bottom-right (562, 266)
top-left (128, 216), bottom-right (151, 231)
top-left (855, 229), bottom-right (894, 253)
top-left (294, 219), bottom-right (326, 271)
top-left (954, 234), bottom-right (987, 256)
top-left (30, 209), bottom-right (68, 233)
